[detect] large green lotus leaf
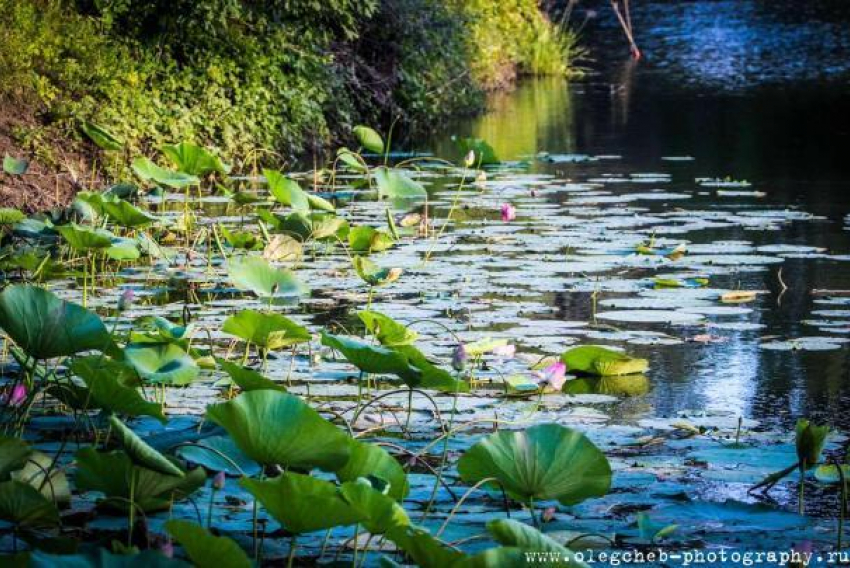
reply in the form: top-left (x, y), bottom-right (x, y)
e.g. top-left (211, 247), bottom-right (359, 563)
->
top-left (262, 234), bottom-right (303, 261)
top-left (242, 472), bottom-right (362, 534)
top-left (131, 157), bottom-right (200, 188)
top-left (352, 256), bottom-right (402, 287)
top-left (336, 147), bottom-right (367, 172)
top-left (307, 193), bottom-right (335, 212)
top-left (0, 285), bottom-right (113, 359)
top-left (206, 390), bottom-right (351, 470)
top-left (0, 480), bottom-right (59, 528)
top-left (165, 519), bottom-right (251, 568)
top-left (336, 440), bottom-right (409, 500)
top-left (31, 548), bottom-right (188, 567)
top-left (321, 332), bottom-right (417, 378)
top-left (162, 142), bottom-right (231, 176)
top-left (353, 126), bottom-right (384, 154)
top-left (374, 167), bottom-right (427, 200)
top-left (560, 345), bottom-right (649, 376)
top-left (80, 121), bottom-right (124, 151)
top-left (562, 374), bottom-right (650, 397)
top-left (340, 481), bottom-right (409, 534)
top-left (310, 215), bottom-right (347, 240)
top-left (101, 198), bottom-right (158, 228)
top-left (75, 448), bottom-right (204, 513)
top-left (227, 255), bottom-right (309, 298)
top-left (386, 526), bottom-right (465, 567)
top-left (220, 226), bottom-right (261, 250)
top-left (108, 416), bottom-right (183, 477)
top-left (457, 424), bottom-right (611, 505)
top-left (279, 211), bottom-right (313, 241)
top-left (12, 451), bottom-right (71, 505)
top-left (222, 309), bottom-right (310, 350)
top-left (3, 154), bottom-right (29, 175)
top-left (124, 342), bottom-right (199, 385)
top-left (264, 169), bottom-right (309, 212)
top-left (393, 344), bottom-right (469, 393)
top-left (348, 225), bottom-right (394, 253)
top-left (0, 208), bottom-right (24, 225)
top-left (71, 357), bottom-right (163, 422)
top-left (0, 436), bottom-right (31, 480)
top-left (486, 519), bottom-right (587, 567)
top-left (105, 238), bottom-right (141, 261)
top-left (56, 223), bottom-right (114, 251)
top-left (217, 359), bottom-right (287, 393)
top-left (358, 311), bottom-right (418, 346)
top-left (175, 434), bottom-right (261, 477)
top-left (135, 316), bottom-right (194, 342)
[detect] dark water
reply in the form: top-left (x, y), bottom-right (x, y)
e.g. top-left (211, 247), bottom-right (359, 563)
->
top-left (429, 0), bottom-right (850, 429)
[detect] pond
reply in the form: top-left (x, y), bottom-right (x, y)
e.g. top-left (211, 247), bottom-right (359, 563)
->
top-left (1, 0), bottom-right (850, 565)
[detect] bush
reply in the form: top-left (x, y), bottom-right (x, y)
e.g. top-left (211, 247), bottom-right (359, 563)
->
top-left (0, 0), bottom-right (582, 171)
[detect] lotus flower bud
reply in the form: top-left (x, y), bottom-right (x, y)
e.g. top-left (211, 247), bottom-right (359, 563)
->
top-left (795, 419), bottom-right (829, 469)
top-left (539, 362), bottom-right (567, 391)
top-left (118, 289), bottom-right (135, 312)
top-left (464, 150), bottom-right (476, 168)
top-left (212, 470), bottom-right (226, 491)
top-left (500, 203), bottom-right (516, 222)
top-left (451, 343), bottom-right (468, 372)
top-left (9, 384), bottom-right (26, 407)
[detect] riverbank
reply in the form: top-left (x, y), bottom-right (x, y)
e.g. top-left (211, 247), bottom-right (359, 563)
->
top-left (0, 0), bottom-right (582, 211)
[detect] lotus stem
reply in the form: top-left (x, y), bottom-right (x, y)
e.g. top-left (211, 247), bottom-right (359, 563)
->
top-left (287, 534), bottom-right (297, 568)
top-left (436, 477), bottom-right (499, 537)
top-left (352, 523), bottom-right (360, 567)
top-left (421, 389), bottom-right (460, 520)
top-left (528, 497), bottom-right (541, 529)
top-left (128, 467), bottom-right (137, 547)
top-left (799, 459), bottom-right (807, 515)
top-left (836, 457), bottom-right (846, 550)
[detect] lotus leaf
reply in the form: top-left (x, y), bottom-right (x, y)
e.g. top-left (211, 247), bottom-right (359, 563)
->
top-left (108, 415), bottom-right (184, 477)
top-left (560, 345), bottom-right (649, 376)
top-left (162, 142), bottom-right (230, 176)
top-left (0, 285), bottom-right (113, 359)
top-left (457, 424), bottom-right (611, 505)
top-left (242, 472), bottom-right (362, 533)
top-left (131, 157), bottom-right (200, 188)
top-left (222, 309), bottom-right (310, 350)
top-left (227, 255), bottom-right (308, 297)
top-left (124, 342), bottom-right (199, 385)
top-left (80, 122), bottom-right (124, 151)
top-left (336, 440), bottom-right (409, 500)
top-left (165, 519), bottom-right (251, 568)
top-left (374, 167), bottom-right (427, 199)
top-left (206, 390), bottom-right (351, 470)
top-left (265, 169), bottom-right (309, 211)
top-left (353, 126), bottom-right (384, 154)
top-left (358, 310), bottom-right (418, 346)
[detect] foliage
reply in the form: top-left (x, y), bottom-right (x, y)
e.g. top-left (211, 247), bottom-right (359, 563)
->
top-left (0, 0), bottom-right (580, 169)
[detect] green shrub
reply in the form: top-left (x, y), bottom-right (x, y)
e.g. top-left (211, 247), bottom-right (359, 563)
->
top-left (0, 0), bottom-right (582, 172)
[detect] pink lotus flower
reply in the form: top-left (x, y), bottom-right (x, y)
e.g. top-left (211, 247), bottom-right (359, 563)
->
top-left (8, 384), bottom-right (26, 407)
top-left (492, 344), bottom-right (516, 360)
top-left (500, 203), bottom-right (516, 222)
top-left (538, 362), bottom-right (567, 391)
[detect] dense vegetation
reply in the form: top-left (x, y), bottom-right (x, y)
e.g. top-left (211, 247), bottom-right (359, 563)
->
top-left (0, 0), bottom-right (581, 172)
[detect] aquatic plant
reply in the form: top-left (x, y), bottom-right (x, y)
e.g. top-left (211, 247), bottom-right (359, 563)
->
top-left (457, 424), bottom-right (611, 525)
